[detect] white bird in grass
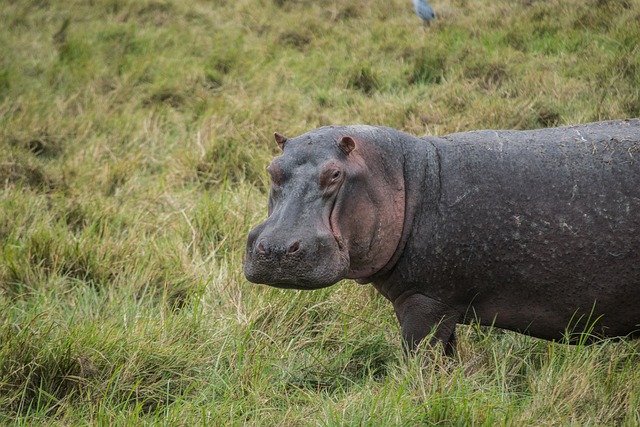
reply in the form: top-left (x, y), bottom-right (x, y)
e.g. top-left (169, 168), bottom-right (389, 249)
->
top-left (413, 0), bottom-right (436, 26)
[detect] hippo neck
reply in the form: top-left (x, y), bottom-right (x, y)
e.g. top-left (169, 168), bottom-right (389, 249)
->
top-left (357, 132), bottom-right (442, 288)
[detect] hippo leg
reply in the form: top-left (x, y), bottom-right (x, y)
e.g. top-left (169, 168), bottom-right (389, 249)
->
top-left (393, 292), bottom-right (460, 356)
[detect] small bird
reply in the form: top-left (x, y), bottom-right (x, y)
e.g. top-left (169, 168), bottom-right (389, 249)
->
top-left (413, 0), bottom-right (436, 26)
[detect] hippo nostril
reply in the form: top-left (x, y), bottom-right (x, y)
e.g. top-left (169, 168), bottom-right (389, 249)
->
top-left (287, 241), bottom-right (300, 254)
top-left (257, 242), bottom-right (267, 254)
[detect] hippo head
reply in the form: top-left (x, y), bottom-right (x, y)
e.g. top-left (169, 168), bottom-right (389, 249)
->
top-left (244, 126), bottom-right (406, 289)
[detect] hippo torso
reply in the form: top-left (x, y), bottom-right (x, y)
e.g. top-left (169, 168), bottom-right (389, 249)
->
top-left (245, 120), bottom-right (640, 352)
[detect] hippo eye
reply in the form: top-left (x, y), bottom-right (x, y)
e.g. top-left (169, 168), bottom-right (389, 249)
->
top-left (320, 163), bottom-right (343, 189)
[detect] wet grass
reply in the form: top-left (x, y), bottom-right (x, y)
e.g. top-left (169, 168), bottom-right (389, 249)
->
top-left (1, 0), bottom-right (640, 424)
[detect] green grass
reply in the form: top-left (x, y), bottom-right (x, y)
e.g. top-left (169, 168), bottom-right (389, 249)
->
top-left (2, 0), bottom-right (640, 424)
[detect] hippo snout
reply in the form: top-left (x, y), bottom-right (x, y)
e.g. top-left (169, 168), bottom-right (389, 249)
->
top-left (244, 222), bottom-right (349, 290)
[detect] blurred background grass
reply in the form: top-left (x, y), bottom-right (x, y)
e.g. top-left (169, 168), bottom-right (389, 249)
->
top-left (1, 0), bottom-right (639, 424)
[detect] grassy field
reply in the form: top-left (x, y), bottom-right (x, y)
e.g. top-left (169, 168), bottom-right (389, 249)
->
top-left (1, 0), bottom-right (640, 424)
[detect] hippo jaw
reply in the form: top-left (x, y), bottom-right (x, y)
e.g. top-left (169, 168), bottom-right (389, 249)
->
top-left (244, 219), bottom-right (350, 289)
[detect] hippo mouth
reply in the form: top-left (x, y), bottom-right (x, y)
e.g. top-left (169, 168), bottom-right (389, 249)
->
top-left (244, 245), bottom-right (349, 289)
top-left (244, 204), bottom-right (351, 290)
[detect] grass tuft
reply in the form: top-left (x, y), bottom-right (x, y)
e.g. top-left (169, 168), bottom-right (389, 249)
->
top-left (347, 65), bottom-right (381, 95)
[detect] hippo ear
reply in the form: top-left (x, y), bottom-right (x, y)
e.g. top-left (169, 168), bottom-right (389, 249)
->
top-left (338, 136), bottom-right (356, 155)
top-left (274, 132), bottom-right (288, 150)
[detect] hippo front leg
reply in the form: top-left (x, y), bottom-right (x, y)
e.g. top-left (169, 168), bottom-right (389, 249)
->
top-left (393, 292), bottom-right (460, 356)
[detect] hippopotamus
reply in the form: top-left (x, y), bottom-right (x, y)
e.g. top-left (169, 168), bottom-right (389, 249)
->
top-left (244, 119), bottom-right (640, 354)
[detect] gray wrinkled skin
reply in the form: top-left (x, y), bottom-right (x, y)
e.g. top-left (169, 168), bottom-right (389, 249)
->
top-left (245, 119), bottom-right (640, 353)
